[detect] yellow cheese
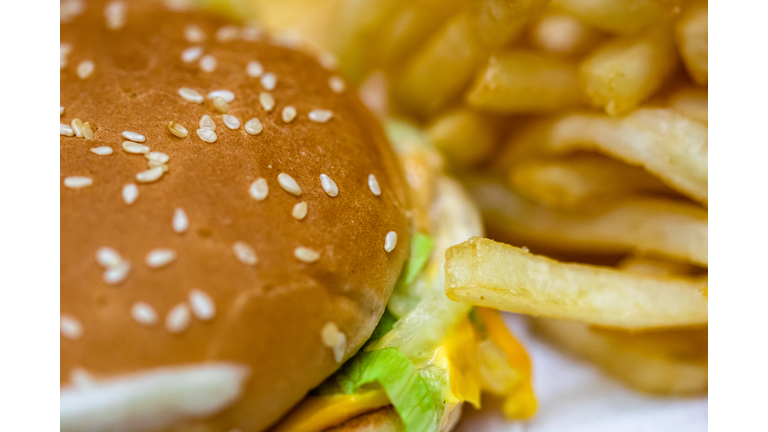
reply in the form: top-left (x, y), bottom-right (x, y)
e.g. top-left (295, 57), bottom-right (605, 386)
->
top-left (270, 390), bottom-right (390, 432)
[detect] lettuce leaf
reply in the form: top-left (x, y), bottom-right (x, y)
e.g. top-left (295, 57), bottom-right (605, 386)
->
top-left (368, 308), bottom-right (398, 342)
top-left (327, 348), bottom-right (444, 432)
top-left (388, 232), bottom-right (436, 318)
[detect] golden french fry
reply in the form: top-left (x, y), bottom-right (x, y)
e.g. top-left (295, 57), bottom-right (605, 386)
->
top-left (466, 51), bottom-right (583, 114)
top-left (618, 254), bottom-right (703, 278)
top-left (667, 85), bottom-right (707, 125)
top-left (550, 0), bottom-right (670, 35)
top-left (507, 154), bottom-right (675, 210)
top-left (579, 25), bottom-right (679, 116)
top-left (426, 106), bottom-right (499, 168)
top-left (548, 109), bottom-right (708, 205)
top-left (531, 318), bottom-right (707, 395)
top-left (374, 0), bottom-right (466, 66)
top-left (528, 13), bottom-right (604, 57)
top-left (393, 0), bottom-right (548, 115)
top-left (674, 0), bottom-right (708, 85)
top-left (445, 237), bottom-right (708, 329)
top-left (467, 179), bottom-right (708, 266)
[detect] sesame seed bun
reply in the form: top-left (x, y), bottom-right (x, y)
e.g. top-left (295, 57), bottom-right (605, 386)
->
top-left (60, 1), bottom-right (411, 431)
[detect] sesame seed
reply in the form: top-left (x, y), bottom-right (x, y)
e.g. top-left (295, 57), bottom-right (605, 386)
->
top-left (103, 260), bottom-right (131, 285)
top-left (82, 122), bottom-right (94, 140)
top-left (259, 92), bottom-right (275, 111)
top-left (294, 246), bottom-right (320, 263)
top-left (181, 46), bottom-right (203, 63)
top-left (131, 302), bottom-right (158, 326)
top-left (318, 52), bottom-right (338, 70)
top-left (241, 26), bottom-right (262, 41)
top-left (368, 174), bottom-right (382, 196)
top-left (122, 183), bottom-right (139, 205)
top-left (60, 106), bottom-right (65, 116)
top-left (321, 322), bottom-right (347, 362)
top-left (165, 303), bottom-right (191, 334)
top-left (71, 118), bottom-right (84, 137)
top-left (146, 152), bottom-right (170, 164)
top-left (147, 160), bottom-right (169, 171)
top-left (282, 106), bottom-right (297, 123)
top-left (77, 60), bottom-right (95, 79)
top-left (61, 315), bottom-right (83, 340)
top-left (329, 76), bottom-right (346, 93)
top-left (60, 0), bottom-right (85, 23)
top-left (104, 1), bottom-right (126, 31)
top-left (213, 96), bottom-right (229, 113)
top-left (64, 176), bottom-right (93, 189)
top-left (246, 60), bottom-right (264, 77)
top-left (245, 118), bottom-right (263, 135)
top-left (292, 202), bottom-right (308, 220)
top-left (173, 208), bottom-right (188, 234)
top-left (207, 90), bottom-right (235, 102)
top-left (146, 248), bottom-right (177, 268)
top-left (277, 173), bottom-right (302, 196)
top-left (233, 241), bottom-right (258, 265)
top-left (184, 24), bottom-right (205, 43)
top-left (199, 114), bottom-right (216, 131)
top-left (249, 178), bottom-right (268, 201)
top-left (200, 55), bottom-right (217, 72)
top-left (122, 141), bottom-right (150, 154)
top-left (319, 174), bottom-right (339, 197)
top-left (308, 109), bottom-right (333, 123)
top-left (60, 42), bottom-right (72, 56)
top-left (216, 25), bottom-right (240, 42)
top-left (179, 87), bottom-right (204, 103)
top-left (70, 368), bottom-right (94, 387)
top-left (189, 289), bottom-right (216, 321)
top-left (90, 146), bottom-right (113, 155)
top-left (122, 131), bottom-right (146, 143)
top-left (136, 166), bottom-right (164, 183)
top-left (196, 128), bottom-right (217, 143)
top-left (96, 247), bottom-right (122, 268)
top-left (384, 231), bottom-right (397, 252)
top-left (168, 121), bottom-right (188, 138)
top-left (60, 124), bottom-right (74, 136)
top-left (222, 114), bottom-right (240, 130)
top-left (261, 72), bottom-right (277, 90)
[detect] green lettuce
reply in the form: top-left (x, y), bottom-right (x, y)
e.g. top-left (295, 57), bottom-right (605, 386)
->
top-left (388, 232), bottom-right (436, 318)
top-left (325, 348), bottom-right (445, 432)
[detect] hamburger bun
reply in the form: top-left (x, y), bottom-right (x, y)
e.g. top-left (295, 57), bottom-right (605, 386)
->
top-left (60, 1), bottom-right (411, 431)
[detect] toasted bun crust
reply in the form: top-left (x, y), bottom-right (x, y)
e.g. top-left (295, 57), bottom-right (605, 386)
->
top-left (322, 405), bottom-right (461, 432)
top-left (60, 1), bottom-right (410, 431)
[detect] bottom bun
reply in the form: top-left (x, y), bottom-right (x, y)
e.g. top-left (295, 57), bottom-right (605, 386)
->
top-left (322, 403), bottom-right (463, 432)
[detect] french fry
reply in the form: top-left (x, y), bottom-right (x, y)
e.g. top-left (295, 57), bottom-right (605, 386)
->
top-left (467, 179), bottom-right (708, 266)
top-left (579, 25), bottom-right (679, 116)
top-left (668, 86), bottom-right (708, 125)
top-left (466, 51), bottom-right (583, 114)
top-left (618, 254), bottom-right (703, 278)
top-left (393, 0), bottom-right (548, 115)
top-left (444, 237), bottom-right (708, 329)
top-left (674, 0), bottom-right (708, 85)
top-left (550, 0), bottom-right (670, 35)
top-left (507, 154), bottom-right (676, 210)
top-left (374, 0), bottom-right (466, 66)
top-left (426, 106), bottom-right (499, 169)
top-left (531, 318), bottom-right (707, 395)
top-left (528, 13), bottom-right (604, 57)
top-left (548, 109), bottom-right (708, 205)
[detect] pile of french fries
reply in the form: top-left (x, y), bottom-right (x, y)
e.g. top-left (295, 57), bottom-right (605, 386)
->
top-left (249, 0), bottom-right (708, 395)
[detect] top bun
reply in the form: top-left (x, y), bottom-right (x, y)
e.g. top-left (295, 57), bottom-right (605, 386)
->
top-left (60, 1), bottom-right (411, 431)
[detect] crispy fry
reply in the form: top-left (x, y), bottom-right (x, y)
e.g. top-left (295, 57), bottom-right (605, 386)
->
top-left (466, 51), bottom-right (583, 114)
top-left (674, 0), bottom-right (708, 85)
top-left (445, 237), bottom-right (708, 329)
top-left (531, 318), bottom-right (708, 395)
top-left (579, 25), bottom-right (679, 116)
top-left (393, 0), bottom-right (548, 115)
top-left (528, 13), bottom-right (604, 57)
top-left (618, 254), bottom-right (702, 278)
top-left (467, 179), bottom-right (708, 266)
top-left (426, 107), bottom-right (499, 169)
top-left (507, 154), bottom-right (675, 210)
top-left (550, 0), bottom-right (670, 35)
top-left (667, 86), bottom-right (707, 125)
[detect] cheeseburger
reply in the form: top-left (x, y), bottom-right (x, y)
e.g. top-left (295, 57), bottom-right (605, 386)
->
top-left (60, 1), bottom-right (534, 431)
